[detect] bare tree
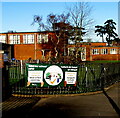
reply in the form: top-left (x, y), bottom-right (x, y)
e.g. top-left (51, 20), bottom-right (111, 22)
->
top-left (32, 15), bottom-right (44, 31)
top-left (32, 13), bottom-right (71, 59)
top-left (67, 2), bottom-right (94, 59)
top-left (46, 13), bottom-right (71, 58)
top-left (32, 2), bottom-right (94, 62)
top-left (67, 2), bottom-right (94, 39)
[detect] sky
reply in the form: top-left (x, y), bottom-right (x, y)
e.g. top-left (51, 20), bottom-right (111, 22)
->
top-left (0, 1), bottom-right (119, 42)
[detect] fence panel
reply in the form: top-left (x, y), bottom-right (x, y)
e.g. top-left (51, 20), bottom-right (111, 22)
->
top-left (7, 61), bottom-right (120, 96)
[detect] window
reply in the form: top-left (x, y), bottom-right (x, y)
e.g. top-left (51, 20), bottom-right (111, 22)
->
top-left (68, 48), bottom-right (75, 56)
top-left (81, 47), bottom-right (86, 61)
top-left (37, 34), bottom-right (48, 43)
top-left (23, 34), bottom-right (34, 44)
top-left (0, 35), bottom-right (6, 43)
top-left (9, 35), bottom-right (20, 44)
top-left (101, 49), bottom-right (108, 54)
top-left (110, 48), bottom-right (117, 54)
top-left (92, 49), bottom-right (99, 55)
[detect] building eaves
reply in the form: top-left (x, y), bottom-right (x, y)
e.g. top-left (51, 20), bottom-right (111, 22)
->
top-left (0, 31), bottom-right (53, 34)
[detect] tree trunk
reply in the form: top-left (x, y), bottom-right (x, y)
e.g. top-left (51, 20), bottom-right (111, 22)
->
top-left (54, 46), bottom-right (58, 58)
top-left (102, 34), bottom-right (104, 42)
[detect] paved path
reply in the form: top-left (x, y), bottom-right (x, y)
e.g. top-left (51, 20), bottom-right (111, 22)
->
top-left (28, 83), bottom-right (120, 118)
top-left (1, 83), bottom-right (120, 118)
top-left (1, 97), bottom-right (40, 118)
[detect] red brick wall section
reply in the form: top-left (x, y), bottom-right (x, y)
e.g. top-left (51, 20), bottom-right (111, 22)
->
top-left (0, 53), bottom-right (4, 68)
top-left (90, 42), bottom-right (106, 47)
top-left (92, 54), bottom-right (119, 61)
top-left (14, 44), bottom-right (35, 60)
top-left (14, 43), bottom-right (54, 60)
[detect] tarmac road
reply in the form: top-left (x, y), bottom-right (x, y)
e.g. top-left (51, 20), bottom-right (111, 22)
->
top-left (28, 83), bottom-right (120, 118)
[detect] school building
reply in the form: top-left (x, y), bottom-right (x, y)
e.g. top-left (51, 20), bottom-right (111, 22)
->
top-left (0, 31), bottom-right (120, 62)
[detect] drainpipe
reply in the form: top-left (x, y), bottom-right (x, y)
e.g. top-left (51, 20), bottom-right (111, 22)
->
top-left (90, 47), bottom-right (92, 61)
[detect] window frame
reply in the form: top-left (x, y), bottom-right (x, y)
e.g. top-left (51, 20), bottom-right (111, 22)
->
top-left (101, 48), bottom-right (108, 54)
top-left (110, 48), bottom-right (117, 54)
top-left (23, 34), bottom-right (34, 44)
top-left (92, 49), bottom-right (99, 55)
top-left (0, 35), bottom-right (6, 43)
top-left (9, 35), bottom-right (20, 44)
top-left (37, 34), bottom-right (48, 44)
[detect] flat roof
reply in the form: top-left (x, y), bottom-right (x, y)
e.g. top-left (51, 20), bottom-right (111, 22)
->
top-left (0, 31), bottom-right (53, 34)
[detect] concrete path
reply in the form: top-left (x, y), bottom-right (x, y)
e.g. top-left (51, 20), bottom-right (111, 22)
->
top-left (1, 97), bottom-right (40, 118)
top-left (28, 83), bottom-right (120, 118)
top-left (1, 83), bottom-right (120, 118)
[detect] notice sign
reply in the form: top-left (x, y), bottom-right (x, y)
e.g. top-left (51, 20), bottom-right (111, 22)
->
top-left (65, 72), bottom-right (77, 84)
top-left (44, 65), bottom-right (63, 86)
top-left (28, 71), bottom-right (43, 83)
top-left (26, 63), bottom-right (79, 87)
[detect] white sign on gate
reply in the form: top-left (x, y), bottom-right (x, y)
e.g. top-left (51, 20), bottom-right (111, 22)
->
top-left (65, 72), bottom-right (77, 84)
top-left (28, 71), bottom-right (43, 83)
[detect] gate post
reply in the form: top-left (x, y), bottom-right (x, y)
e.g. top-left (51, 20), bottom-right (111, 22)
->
top-left (100, 64), bottom-right (105, 91)
top-left (2, 62), bottom-right (12, 101)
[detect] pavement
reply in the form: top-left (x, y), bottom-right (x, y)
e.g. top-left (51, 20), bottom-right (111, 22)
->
top-left (1, 82), bottom-right (120, 118)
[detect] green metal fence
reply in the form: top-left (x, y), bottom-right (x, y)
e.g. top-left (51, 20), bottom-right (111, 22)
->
top-left (7, 61), bottom-right (120, 96)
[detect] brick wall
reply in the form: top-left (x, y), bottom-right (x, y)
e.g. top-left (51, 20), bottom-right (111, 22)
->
top-left (0, 53), bottom-right (3, 68)
top-left (14, 44), bottom-right (35, 60)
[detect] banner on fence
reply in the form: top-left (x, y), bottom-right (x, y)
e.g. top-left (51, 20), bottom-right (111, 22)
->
top-left (26, 63), bottom-right (78, 87)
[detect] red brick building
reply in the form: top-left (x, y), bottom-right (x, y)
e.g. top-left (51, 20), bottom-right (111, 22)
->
top-left (68, 42), bottom-right (120, 61)
top-left (0, 31), bottom-right (58, 61)
top-left (0, 31), bottom-right (120, 61)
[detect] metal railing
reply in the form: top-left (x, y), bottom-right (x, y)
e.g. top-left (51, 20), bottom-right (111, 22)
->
top-left (5, 60), bottom-right (120, 96)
